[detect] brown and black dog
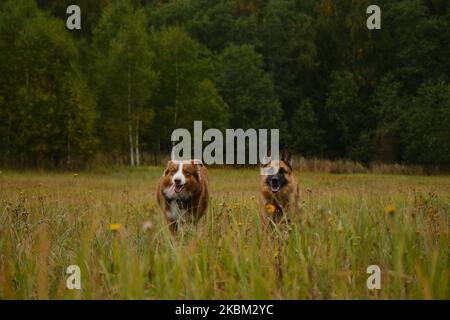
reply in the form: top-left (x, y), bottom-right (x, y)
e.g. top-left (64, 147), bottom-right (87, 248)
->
top-left (259, 149), bottom-right (299, 226)
top-left (157, 159), bottom-right (209, 233)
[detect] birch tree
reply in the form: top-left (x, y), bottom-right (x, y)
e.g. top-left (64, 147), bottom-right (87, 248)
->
top-left (92, 1), bottom-right (157, 166)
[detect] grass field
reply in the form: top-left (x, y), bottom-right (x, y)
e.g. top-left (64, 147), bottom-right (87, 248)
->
top-left (0, 168), bottom-right (448, 299)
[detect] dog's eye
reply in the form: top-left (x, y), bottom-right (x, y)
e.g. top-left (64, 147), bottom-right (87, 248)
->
top-left (166, 168), bottom-right (176, 175)
top-left (278, 168), bottom-right (285, 174)
top-left (184, 171), bottom-right (191, 176)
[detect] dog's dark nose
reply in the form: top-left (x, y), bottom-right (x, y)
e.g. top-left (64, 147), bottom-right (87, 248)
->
top-left (174, 178), bottom-right (182, 185)
top-left (271, 176), bottom-right (279, 186)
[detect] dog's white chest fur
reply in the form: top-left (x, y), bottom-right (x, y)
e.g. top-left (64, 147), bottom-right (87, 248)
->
top-left (165, 200), bottom-right (186, 221)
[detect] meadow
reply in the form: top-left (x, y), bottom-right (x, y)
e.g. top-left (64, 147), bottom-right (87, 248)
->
top-left (0, 167), bottom-right (448, 299)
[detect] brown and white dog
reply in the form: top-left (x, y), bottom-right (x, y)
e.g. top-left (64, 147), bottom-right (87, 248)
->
top-left (157, 159), bottom-right (209, 233)
top-left (259, 149), bottom-right (299, 225)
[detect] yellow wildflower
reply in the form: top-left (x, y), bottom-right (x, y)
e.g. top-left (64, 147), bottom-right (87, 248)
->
top-left (337, 220), bottom-right (343, 233)
top-left (109, 223), bottom-right (122, 232)
top-left (385, 204), bottom-right (396, 216)
top-left (265, 203), bottom-right (276, 215)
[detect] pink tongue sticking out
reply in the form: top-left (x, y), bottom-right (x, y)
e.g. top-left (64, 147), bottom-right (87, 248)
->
top-left (168, 184), bottom-right (176, 197)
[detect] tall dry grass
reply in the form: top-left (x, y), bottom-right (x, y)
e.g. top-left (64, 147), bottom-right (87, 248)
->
top-left (292, 157), bottom-right (435, 175)
top-left (0, 168), bottom-right (448, 299)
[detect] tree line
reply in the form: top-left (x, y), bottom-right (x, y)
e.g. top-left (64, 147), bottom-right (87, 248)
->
top-left (0, 0), bottom-right (449, 168)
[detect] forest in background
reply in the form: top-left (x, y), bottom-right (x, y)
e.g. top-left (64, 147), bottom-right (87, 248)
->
top-left (0, 0), bottom-right (449, 169)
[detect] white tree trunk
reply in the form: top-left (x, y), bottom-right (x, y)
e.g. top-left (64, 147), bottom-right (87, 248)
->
top-left (174, 49), bottom-right (179, 126)
top-left (67, 131), bottom-right (71, 168)
top-left (127, 52), bottom-right (134, 166)
top-left (128, 121), bottom-right (134, 166)
top-left (135, 118), bottom-right (140, 166)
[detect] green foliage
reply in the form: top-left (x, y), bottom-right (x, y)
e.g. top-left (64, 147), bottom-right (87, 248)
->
top-left (324, 71), bottom-right (364, 159)
top-left (0, 0), bottom-right (449, 167)
top-left (188, 0), bottom-right (260, 52)
top-left (36, 0), bottom-right (107, 37)
top-left (150, 26), bottom-right (229, 154)
top-left (379, 0), bottom-right (450, 90)
top-left (214, 44), bottom-right (283, 129)
top-left (370, 74), bottom-right (405, 162)
top-left (148, 0), bottom-right (260, 52)
top-left (260, 0), bottom-right (317, 113)
top-left (60, 76), bottom-right (98, 162)
top-left (92, 1), bottom-right (157, 163)
top-left (190, 79), bottom-right (229, 130)
top-left (0, 0), bottom-right (96, 167)
top-left (372, 74), bottom-right (404, 137)
top-left (403, 80), bottom-right (450, 165)
top-left (291, 100), bottom-right (325, 157)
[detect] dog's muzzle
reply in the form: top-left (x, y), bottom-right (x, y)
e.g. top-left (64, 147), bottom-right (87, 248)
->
top-left (270, 176), bottom-right (280, 193)
top-left (173, 179), bottom-right (185, 193)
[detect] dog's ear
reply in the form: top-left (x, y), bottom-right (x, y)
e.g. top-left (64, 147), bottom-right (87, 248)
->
top-left (190, 159), bottom-right (203, 180)
top-left (191, 159), bottom-right (203, 166)
top-left (191, 159), bottom-right (203, 168)
top-left (261, 147), bottom-right (272, 167)
top-left (281, 148), bottom-right (292, 166)
top-left (164, 160), bottom-right (175, 175)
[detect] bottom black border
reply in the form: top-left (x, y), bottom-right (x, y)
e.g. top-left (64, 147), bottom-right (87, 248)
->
top-left (1, 300), bottom-right (447, 319)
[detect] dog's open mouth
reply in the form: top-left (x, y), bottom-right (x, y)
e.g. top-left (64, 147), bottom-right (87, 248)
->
top-left (167, 183), bottom-right (185, 197)
top-left (270, 185), bottom-right (280, 193)
top-left (174, 184), bottom-right (185, 193)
